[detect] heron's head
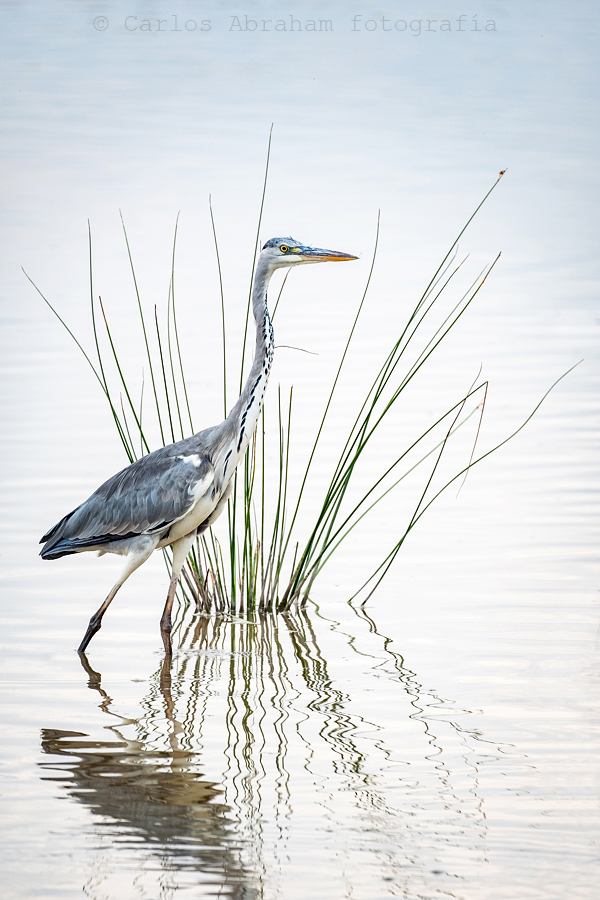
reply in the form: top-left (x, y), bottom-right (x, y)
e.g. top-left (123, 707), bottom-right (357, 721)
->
top-left (260, 237), bottom-right (358, 270)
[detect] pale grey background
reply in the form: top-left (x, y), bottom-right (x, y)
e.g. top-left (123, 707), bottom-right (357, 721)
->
top-left (1, 2), bottom-right (598, 898)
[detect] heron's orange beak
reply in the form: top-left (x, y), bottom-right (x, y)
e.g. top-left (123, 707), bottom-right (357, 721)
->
top-left (297, 246), bottom-right (358, 263)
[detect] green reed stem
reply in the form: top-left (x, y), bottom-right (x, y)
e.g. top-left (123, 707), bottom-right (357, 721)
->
top-left (120, 211), bottom-right (166, 445)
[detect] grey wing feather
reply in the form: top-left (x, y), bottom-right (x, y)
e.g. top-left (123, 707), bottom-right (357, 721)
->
top-left (40, 443), bottom-right (215, 559)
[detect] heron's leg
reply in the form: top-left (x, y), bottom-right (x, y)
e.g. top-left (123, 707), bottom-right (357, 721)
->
top-left (78, 583), bottom-right (121, 654)
top-left (77, 537), bottom-right (158, 654)
top-left (160, 531), bottom-right (196, 655)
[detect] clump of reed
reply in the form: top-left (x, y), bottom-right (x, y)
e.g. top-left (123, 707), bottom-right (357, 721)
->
top-left (27, 162), bottom-right (570, 617)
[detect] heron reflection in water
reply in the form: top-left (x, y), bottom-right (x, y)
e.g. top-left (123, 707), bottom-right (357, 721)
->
top-left (39, 239), bottom-right (357, 655)
top-left (39, 605), bottom-right (496, 898)
top-left (40, 652), bottom-right (255, 899)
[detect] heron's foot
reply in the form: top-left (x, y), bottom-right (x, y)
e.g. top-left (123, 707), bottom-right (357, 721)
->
top-left (78, 614), bottom-right (102, 654)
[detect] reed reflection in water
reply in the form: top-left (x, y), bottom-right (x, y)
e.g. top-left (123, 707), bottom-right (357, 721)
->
top-left (39, 604), bottom-right (506, 899)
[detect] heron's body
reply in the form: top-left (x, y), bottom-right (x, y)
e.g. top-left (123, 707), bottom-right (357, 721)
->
top-left (40, 237), bottom-right (356, 654)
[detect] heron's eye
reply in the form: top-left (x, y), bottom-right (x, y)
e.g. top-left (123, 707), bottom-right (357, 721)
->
top-left (279, 244), bottom-right (289, 253)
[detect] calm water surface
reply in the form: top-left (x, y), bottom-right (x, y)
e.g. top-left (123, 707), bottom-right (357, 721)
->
top-left (1, 1), bottom-right (599, 898)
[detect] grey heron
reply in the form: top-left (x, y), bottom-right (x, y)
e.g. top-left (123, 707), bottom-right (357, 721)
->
top-left (40, 237), bottom-right (357, 655)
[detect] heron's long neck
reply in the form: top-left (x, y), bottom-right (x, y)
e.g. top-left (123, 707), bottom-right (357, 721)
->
top-left (225, 258), bottom-right (275, 458)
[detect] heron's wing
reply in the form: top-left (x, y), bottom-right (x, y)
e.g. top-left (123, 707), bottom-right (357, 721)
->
top-left (40, 448), bottom-right (215, 556)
